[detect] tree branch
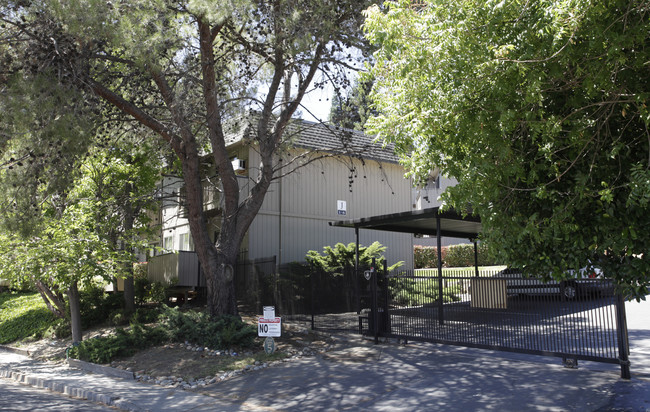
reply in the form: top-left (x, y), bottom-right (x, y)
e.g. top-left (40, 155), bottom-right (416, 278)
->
top-left (88, 80), bottom-right (183, 154)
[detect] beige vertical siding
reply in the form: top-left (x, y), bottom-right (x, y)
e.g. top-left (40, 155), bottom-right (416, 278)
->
top-left (147, 251), bottom-right (203, 287)
top-left (248, 150), bottom-right (414, 268)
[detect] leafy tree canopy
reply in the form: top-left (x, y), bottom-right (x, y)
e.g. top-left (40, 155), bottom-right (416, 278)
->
top-left (364, 0), bottom-right (650, 298)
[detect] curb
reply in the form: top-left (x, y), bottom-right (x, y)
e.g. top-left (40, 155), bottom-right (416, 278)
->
top-left (0, 366), bottom-right (130, 410)
top-left (0, 345), bottom-right (30, 357)
top-left (68, 358), bottom-right (135, 380)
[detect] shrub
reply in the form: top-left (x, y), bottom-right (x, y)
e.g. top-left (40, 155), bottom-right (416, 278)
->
top-left (444, 244), bottom-right (476, 267)
top-left (134, 263), bottom-right (150, 305)
top-left (389, 278), bottom-right (461, 306)
top-left (132, 306), bottom-right (162, 324)
top-left (414, 243), bottom-right (496, 268)
top-left (69, 322), bottom-right (169, 364)
top-left (444, 243), bottom-right (497, 267)
top-left (134, 263), bottom-right (168, 305)
top-left (306, 242), bottom-right (403, 274)
top-left (160, 307), bottom-right (256, 349)
top-left (147, 281), bottom-right (168, 304)
top-left (79, 285), bottom-right (124, 329)
top-left (414, 245), bottom-right (447, 269)
top-left (68, 307), bottom-right (256, 364)
top-left (47, 319), bottom-right (72, 339)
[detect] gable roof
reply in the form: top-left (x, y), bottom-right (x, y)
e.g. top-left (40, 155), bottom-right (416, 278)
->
top-left (286, 119), bottom-right (400, 164)
top-left (226, 116), bottom-right (400, 164)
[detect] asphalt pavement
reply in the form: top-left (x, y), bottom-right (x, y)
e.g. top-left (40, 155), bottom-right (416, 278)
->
top-left (1, 298), bottom-right (649, 412)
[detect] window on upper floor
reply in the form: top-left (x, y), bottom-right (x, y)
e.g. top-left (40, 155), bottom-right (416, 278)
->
top-left (179, 186), bottom-right (189, 218)
top-left (163, 236), bottom-right (174, 252)
top-left (179, 233), bottom-right (194, 251)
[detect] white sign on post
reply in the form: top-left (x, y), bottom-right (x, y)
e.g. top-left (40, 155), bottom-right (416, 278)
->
top-left (258, 317), bottom-right (281, 337)
top-left (259, 305), bottom-right (281, 337)
top-left (263, 306), bottom-right (275, 319)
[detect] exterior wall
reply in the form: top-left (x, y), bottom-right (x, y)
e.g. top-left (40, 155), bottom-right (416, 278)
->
top-left (247, 150), bottom-right (414, 268)
top-left (413, 175), bottom-right (458, 210)
top-left (412, 175), bottom-right (470, 247)
top-left (151, 142), bottom-right (416, 272)
top-left (156, 176), bottom-right (192, 254)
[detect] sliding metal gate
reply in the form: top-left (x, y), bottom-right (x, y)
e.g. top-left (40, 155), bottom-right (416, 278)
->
top-left (364, 267), bottom-right (630, 379)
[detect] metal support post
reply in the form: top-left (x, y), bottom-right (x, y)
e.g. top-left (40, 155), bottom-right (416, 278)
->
top-left (371, 258), bottom-right (379, 344)
top-left (472, 238), bottom-right (479, 277)
top-left (310, 263), bottom-right (315, 331)
top-left (437, 214), bottom-right (444, 326)
top-left (616, 294), bottom-right (631, 379)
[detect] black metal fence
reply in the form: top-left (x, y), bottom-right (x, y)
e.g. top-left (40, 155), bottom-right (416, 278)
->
top-left (379, 267), bottom-right (630, 378)
top-left (233, 258), bottom-right (630, 378)
top-left (234, 257), bottom-right (366, 331)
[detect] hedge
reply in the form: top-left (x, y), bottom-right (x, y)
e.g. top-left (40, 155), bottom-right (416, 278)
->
top-left (414, 243), bottom-right (495, 268)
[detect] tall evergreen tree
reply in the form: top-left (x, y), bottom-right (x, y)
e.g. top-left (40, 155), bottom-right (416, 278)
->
top-left (1, 0), bottom-right (373, 316)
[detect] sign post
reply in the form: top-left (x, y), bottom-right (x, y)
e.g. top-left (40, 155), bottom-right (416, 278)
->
top-left (258, 306), bottom-right (281, 353)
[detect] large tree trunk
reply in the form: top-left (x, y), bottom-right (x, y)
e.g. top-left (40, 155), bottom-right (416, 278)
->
top-left (123, 273), bottom-right (135, 313)
top-left (205, 254), bottom-right (238, 317)
top-left (67, 281), bottom-right (83, 344)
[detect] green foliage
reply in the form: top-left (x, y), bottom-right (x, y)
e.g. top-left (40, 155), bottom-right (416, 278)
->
top-left (414, 244), bottom-right (495, 268)
top-left (133, 264), bottom-right (169, 306)
top-left (160, 307), bottom-right (256, 349)
top-left (329, 76), bottom-right (376, 131)
top-left (134, 267), bottom-right (169, 306)
top-left (389, 278), bottom-right (461, 306)
top-left (414, 245), bottom-right (445, 269)
top-left (0, 73), bottom-right (97, 235)
top-left (365, 0), bottom-right (650, 298)
top-left (132, 306), bottom-right (163, 324)
top-left (306, 242), bottom-right (403, 273)
top-left (47, 319), bottom-right (72, 339)
top-left (69, 322), bottom-right (169, 364)
top-left (444, 244), bottom-right (495, 268)
top-left (68, 307), bottom-right (257, 364)
top-left (78, 286), bottom-right (125, 329)
top-left (0, 293), bottom-right (57, 344)
top-left (134, 264), bottom-right (150, 306)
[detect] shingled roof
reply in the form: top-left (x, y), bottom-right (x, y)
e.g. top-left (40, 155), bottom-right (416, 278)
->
top-left (226, 116), bottom-right (400, 164)
top-left (287, 119), bottom-right (399, 164)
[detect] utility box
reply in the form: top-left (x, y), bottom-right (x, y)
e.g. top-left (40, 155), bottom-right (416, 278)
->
top-left (368, 308), bottom-right (391, 334)
top-left (471, 278), bottom-right (507, 309)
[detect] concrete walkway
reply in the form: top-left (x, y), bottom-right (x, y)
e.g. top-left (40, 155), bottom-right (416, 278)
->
top-left (1, 298), bottom-right (649, 411)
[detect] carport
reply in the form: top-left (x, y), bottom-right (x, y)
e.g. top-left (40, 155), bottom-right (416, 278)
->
top-left (330, 205), bottom-right (482, 274)
top-left (330, 206), bottom-right (486, 320)
top-left (329, 206), bottom-right (631, 379)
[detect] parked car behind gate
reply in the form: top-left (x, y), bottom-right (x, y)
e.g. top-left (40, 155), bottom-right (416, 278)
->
top-left (495, 266), bottom-right (614, 299)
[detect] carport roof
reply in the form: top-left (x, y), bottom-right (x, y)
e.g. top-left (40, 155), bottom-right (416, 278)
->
top-left (329, 207), bottom-right (481, 239)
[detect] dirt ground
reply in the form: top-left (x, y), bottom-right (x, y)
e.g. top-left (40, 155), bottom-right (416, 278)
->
top-left (8, 318), bottom-right (336, 382)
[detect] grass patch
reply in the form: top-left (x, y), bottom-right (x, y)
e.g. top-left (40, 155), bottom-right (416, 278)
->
top-left (414, 265), bottom-right (507, 277)
top-left (0, 292), bottom-right (58, 344)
